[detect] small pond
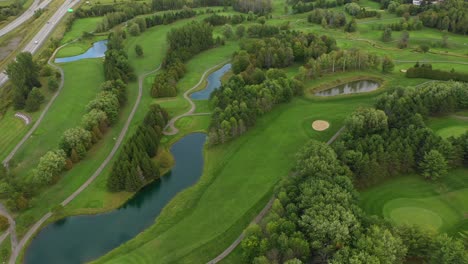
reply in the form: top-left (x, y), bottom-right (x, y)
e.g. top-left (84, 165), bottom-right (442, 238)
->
top-left (190, 63), bottom-right (231, 100)
top-left (25, 133), bottom-right (206, 264)
top-left (314, 80), bottom-right (380, 96)
top-left (55, 40), bottom-right (108, 63)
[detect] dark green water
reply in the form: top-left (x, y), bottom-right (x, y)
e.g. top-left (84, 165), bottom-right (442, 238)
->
top-left (314, 80), bottom-right (380, 96)
top-left (25, 133), bottom-right (206, 264)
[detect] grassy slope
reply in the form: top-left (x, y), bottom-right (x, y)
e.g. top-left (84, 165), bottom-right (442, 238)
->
top-left (360, 169), bottom-right (468, 236)
top-left (93, 93), bottom-right (375, 264)
top-left (427, 116), bottom-right (468, 139)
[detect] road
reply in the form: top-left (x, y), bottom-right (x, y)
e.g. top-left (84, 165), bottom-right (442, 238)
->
top-left (0, 203), bottom-right (17, 256)
top-left (0, 0), bottom-right (81, 88)
top-left (0, 0), bottom-right (53, 38)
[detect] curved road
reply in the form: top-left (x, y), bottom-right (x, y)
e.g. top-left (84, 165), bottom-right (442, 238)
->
top-left (0, 203), bottom-right (17, 254)
top-left (0, 0), bottom-right (81, 88)
top-left (8, 58), bottom-right (161, 264)
top-left (163, 61), bottom-right (229, 135)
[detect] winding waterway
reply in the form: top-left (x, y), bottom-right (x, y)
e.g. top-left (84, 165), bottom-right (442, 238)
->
top-left (25, 133), bottom-right (206, 264)
top-left (314, 80), bottom-right (380, 96)
top-left (55, 40), bottom-right (108, 63)
top-left (190, 63), bottom-right (231, 100)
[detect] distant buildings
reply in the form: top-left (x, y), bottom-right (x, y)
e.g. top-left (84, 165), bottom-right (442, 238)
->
top-left (413, 0), bottom-right (422, 5)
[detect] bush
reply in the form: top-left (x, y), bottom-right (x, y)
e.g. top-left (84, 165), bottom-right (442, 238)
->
top-left (0, 216), bottom-right (8, 231)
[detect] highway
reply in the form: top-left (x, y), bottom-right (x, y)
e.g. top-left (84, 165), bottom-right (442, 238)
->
top-left (0, 0), bottom-right (81, 88)
top-left (0, 0), bottom-right (54, 38)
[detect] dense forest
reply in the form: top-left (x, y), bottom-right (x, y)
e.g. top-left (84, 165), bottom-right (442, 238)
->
top-left (107, 104), bottom-right (169, 192)
top-left (419, 0), bottom-right (468, 35)
top-left (334, 82), bottom-right (468, 186)
top-left (241, 139), bottom-right (468, 263)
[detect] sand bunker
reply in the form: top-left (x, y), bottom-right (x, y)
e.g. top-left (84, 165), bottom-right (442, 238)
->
top-left (15, 112), bottom-right (31, 125)
top-left (312, 120), bottom-right (329, 131)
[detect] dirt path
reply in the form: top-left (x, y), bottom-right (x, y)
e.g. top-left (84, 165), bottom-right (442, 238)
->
top-left (452, 115), bottom-right (468, 121)
top-left (2, 43), bottom-right (69, 169)
top-left (163, 61), bottom-right (229, 136)
top-left (206, 126), bottom-right (345, 264)
top-left (8, 61), bottom-right (161, 263)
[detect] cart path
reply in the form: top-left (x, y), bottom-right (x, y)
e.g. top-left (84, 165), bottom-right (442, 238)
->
top-left (8, 63), bottom-right (161, 264)
top-left (206, 126), bottom-right (345, 263)
top-left (163, 61), bottom-right (230, 136)
top-left (0, 203), bottom-right (16, 254)
top-left (2, 43), bottom-right (69, 169)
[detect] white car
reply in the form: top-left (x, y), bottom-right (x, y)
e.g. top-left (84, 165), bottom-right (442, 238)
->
top-left (34, 40), bottom-right (38, 44)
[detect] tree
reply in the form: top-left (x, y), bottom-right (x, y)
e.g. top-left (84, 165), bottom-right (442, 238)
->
top-left (382, 56), bottom-right (394, 73)
top-left (135, 44), bottom-right (143, 57)
top-left (420, 150), bottom-right (448, 180)
top-left (59, 127), bottom-right (93, 158)
top-left (429, 234), bottom-right (468, 264)
top-left (48, 76), bottom-right (59, 92)
top-left (419, 44), bottom-right (430, 53)
top-left (129, 23), bottom-right (141, 36)
top-left (31, 149), bottom-right (67, 186)
top-left (236, 25), bottom-right (246, 38)
top-left (397, 31), bottom-right (409, 49)
top-left (24, 87), bottom-right (44, 112)
top-left (382, 27), bottom-right (392, 42)
top-left (222, 24), bottom-right (234, 39)
top-left (345, 108), bottom-right (388, 136)
top-left (345, 19), bottom-right (357, 32)
top-left (0, 216), bottom-right (8, 231)
top-left (6, 52), bottom-right (41, 109)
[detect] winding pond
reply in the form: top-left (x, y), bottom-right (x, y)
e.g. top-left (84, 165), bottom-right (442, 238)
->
top-left (55, 40), bottom-right (108, 63)
top-left (190, 63), bottom-right (231, 100)
top-left (314, 80), bottom-right (380, 96)
top-left (25, 133), bottom-right (206, 264)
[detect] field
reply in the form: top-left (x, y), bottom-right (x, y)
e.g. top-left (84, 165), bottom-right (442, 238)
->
top-left (0, 109), bottom-right (29, 161)
top-left (2, 0), bottom-right (468, 262)
top-left (428, 115), bottom-right (468, 139)
top-left (360, 169), bottom-right (468, 237)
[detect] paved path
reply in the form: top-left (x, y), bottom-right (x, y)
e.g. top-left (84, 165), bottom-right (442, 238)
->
top-left (0, 0), bottom-right (81, 88)
top-left (8, 62), bottom-right (161, 264)
top-left (0, 203), bottom-right (17, 255)
top-left (2, 43), bottom-right (70, 169)
top-left (163, 61), bottom-right (229, 136)
top-left (206, 126), bottom-right (345, 263)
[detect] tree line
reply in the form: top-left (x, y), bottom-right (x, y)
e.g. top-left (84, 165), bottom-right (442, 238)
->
top-left (334, 81), bottom-right (468, 187)
top-left (107, 104), bottom-right (169, 192)
top-left (1, 32), bottom-right (131, 212)
top-left (288, 0), bottom-right (350, 14)
top-left (344, 3), bottom-right (378, 18)
top-left (419, 0), bottom-right (468, 35)
top-left (241, 139), bottom-right (468, 263)
top-left (104, 30), bottom-right (135, 82)
top-left (208, 69), bottom-right (303, 145)
top-left (406, 63), bottom-right (468, 82)
top-left (307, 8), bottom-right (347, 28)
top-left (152, 21), bottom-right (215, 98)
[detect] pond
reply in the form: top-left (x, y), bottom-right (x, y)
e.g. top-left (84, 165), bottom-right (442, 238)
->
top-left (314, 80), bottom-right (380, 96)
top-left (190, 63), bottom-right (231, 100)
top-left (25, 133), bottom-right (207, 264)
top-left (55, 40), bottom-right (108, 63)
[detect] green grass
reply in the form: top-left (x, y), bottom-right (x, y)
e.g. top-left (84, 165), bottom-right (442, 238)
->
top-left (61, 17), bottom-right (104, 44)
top-left (427, 116), bottom-right (468, 139)
top-left (93, 91), bottom-right (374, 263)
top-left (10, 59), bottom-right (105, 183)
top-left (0, 109), bottom-right (29, 161)
top-left (360, 168), bottom-right (468, 236)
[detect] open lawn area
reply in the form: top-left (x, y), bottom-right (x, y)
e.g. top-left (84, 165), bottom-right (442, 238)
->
top-left (428, 116), bottom-right (468, 139)
top-left (360, 168), bottom-right (468, 237)
top-left (0, 109), bottom-right (28, 161)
